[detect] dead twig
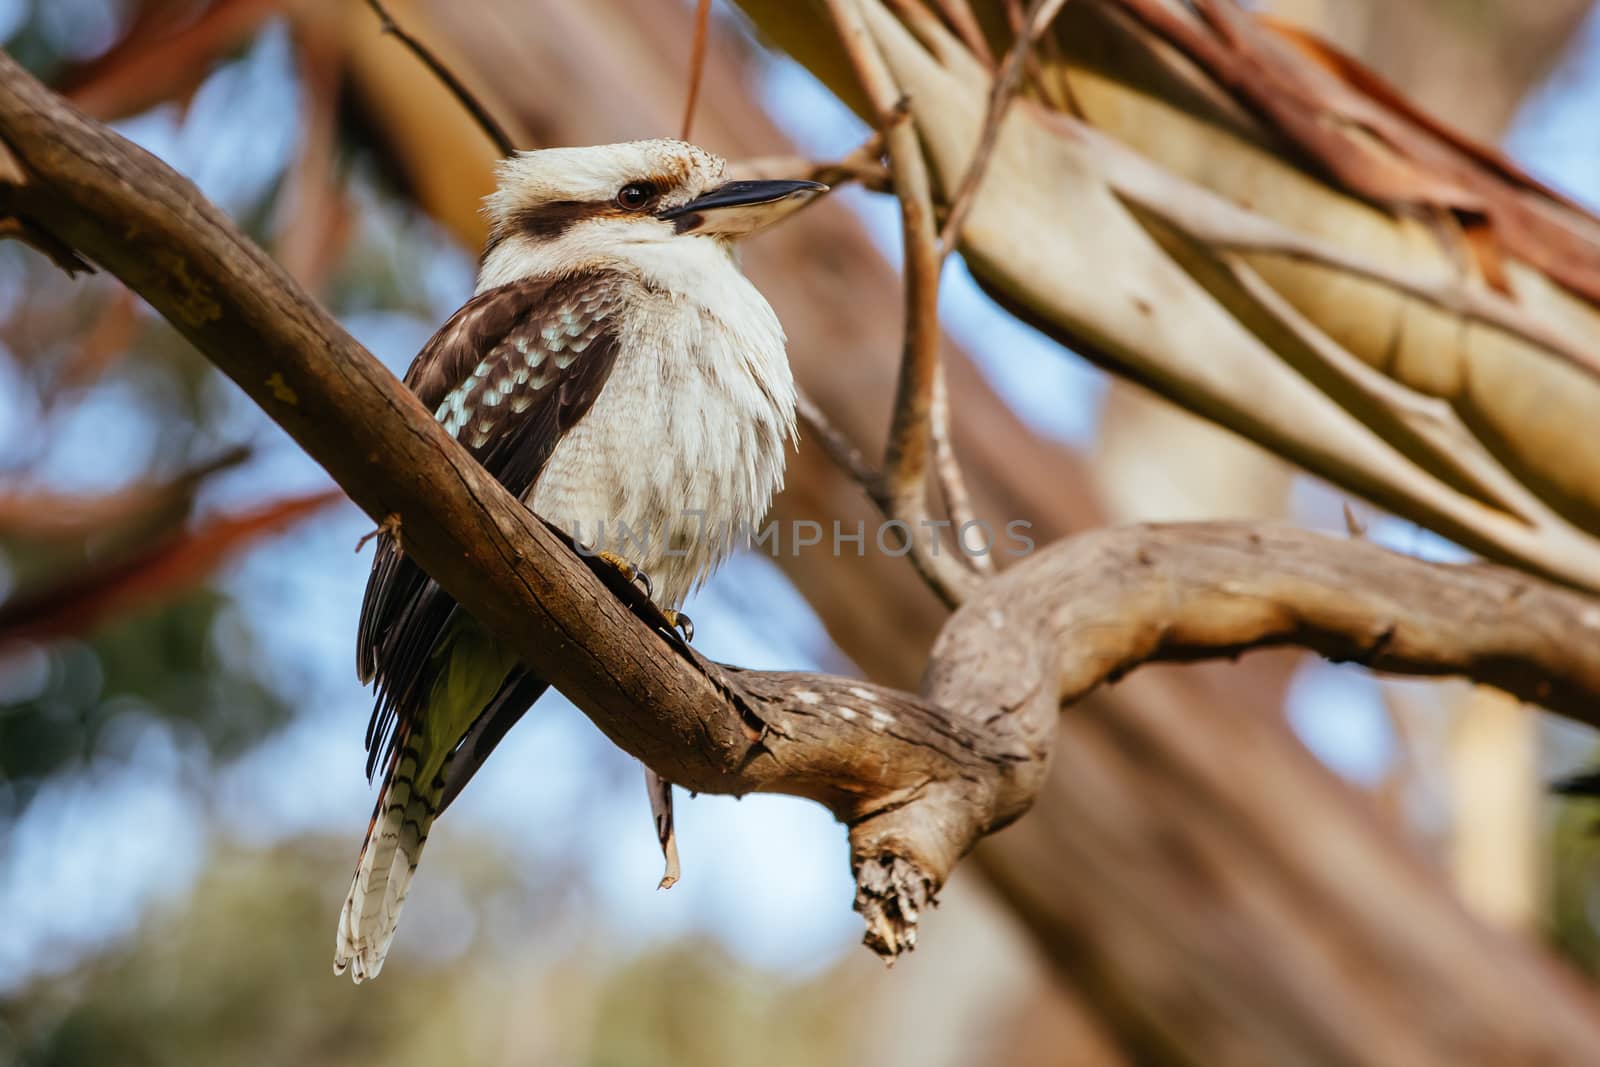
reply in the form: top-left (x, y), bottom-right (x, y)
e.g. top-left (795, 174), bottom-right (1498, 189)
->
top-left (361, 0), bottom-right (516, 158)
top-left (920, 4), bottom-right (1076, 569)
top-left (823, 0), bottom-right (978, 608)
top-left (680, 0), bottom-right (713, 141)
top-left (796, 389), bottom-right (888, 507)
top-left (937, 0), bottom-right (1067, 253)
top-left (729, 134), bottom-right (889, 193)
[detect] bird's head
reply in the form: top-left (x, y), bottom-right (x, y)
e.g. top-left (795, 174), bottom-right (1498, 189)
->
top-left (479, 139), bottom-right (825, 284)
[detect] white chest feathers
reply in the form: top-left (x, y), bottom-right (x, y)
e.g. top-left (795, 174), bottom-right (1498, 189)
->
top-left (528, 241), bottom-right (796, 608)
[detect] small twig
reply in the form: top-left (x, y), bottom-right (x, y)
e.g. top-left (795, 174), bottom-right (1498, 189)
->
top-left (796, 389), bottom-right (887, 507)
top-left (932, 371), bottom-right (993, 572)
top-left (937, 0), bottom-right (1067, 253)
top-left (927, 366), bottom-right (984, 572)
top-left (730, 134), bottom-right (889, 193)
top-left (816, 133), bottom-right (892, 192)
top-left (800, 388), bottom-right (982, 591)
top-left (680, 0), bottom-right (713, 141)
top-left (930, 0), bottom-right (997, 67)
top-left (362, 0), bottom-right (516, 158)
top-left (824, 0), bottom-right (976, 609)
top-left (933, 3), bottom-right (1073, 578)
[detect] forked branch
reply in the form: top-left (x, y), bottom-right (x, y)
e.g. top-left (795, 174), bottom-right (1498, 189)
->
top-left (816, 0), bottom-right (1073, 596)
top-left (824, 0), bottom-right (982, 606)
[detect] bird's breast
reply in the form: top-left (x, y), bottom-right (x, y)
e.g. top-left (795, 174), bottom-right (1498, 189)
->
top-left (529, 281), bottom-right (794, 608)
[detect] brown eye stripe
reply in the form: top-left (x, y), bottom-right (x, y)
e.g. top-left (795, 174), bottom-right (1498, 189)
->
top-left (481, 200), bottom-right (611, 259)
top-left (484, 171), bottom-right (689, 253)
top-left (510, 200), bottom-right (615, 240)
top-left (483, 198), bottom-right (641, 256)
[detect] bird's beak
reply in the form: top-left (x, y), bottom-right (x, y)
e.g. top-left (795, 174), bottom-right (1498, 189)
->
top-left (658, 179), bottom-right (828, 237)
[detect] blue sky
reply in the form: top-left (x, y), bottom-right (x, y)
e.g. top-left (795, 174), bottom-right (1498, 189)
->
top-left (3, 0), bottom-right (1600, 994)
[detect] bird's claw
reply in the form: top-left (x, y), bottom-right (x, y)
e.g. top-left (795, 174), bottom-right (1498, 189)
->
top-left (580, 546), bottom-right (692, 647)
top-left (663, 609), bottom-right (694, 644)
top-left (596, 550), bottom-right (652, 598)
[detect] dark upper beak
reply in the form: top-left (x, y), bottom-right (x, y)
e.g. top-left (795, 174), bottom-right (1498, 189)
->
top-left (658, 179), bottom-right (828, 235)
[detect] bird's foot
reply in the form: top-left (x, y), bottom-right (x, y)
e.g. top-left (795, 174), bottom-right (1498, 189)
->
top-left (354, 512), bottom-right (403, 554)
top-left (627, 597), bottom-right (695, 647)
top-left (595, 550), bottom-right (652, 598)
top-left (624, 600), bottom-right (692, 649)
top-left (662, 608), bottom-right (694, 644)
top-left (577, 546), bottom-right (693, 647)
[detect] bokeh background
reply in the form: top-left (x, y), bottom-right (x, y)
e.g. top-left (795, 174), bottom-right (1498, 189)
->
top-left (4, 1), bottom-right (1600, 1063)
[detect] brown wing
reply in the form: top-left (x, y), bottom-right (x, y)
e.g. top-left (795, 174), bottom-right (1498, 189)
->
top-left (357, 271), bottom-right (628, 779)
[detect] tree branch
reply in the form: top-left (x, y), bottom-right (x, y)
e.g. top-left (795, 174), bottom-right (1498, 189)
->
top-left (728, 134), bottom-right (890, 193)
top-left (927, 0), bottom-right (1071, 576)
top-left (5, 50), bottom-right (1600, 975)
top-left (0, 45), bottom-right (1002, 953)
top-left (825, 0), bottom-right (981, 608)
top-left (361, 0), bottom-right (516, 158)
top-left (680, 0), bottom-right (713, 141)
top-left (936, 0), bottom-right (1065, 253)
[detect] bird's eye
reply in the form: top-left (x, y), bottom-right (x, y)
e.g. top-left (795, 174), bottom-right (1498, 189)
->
top-left (616, 182), bottom-right (658, 210)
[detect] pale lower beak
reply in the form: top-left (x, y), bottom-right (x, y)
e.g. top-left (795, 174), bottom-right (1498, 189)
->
top-left (658, 179), bottom-right (828, 236)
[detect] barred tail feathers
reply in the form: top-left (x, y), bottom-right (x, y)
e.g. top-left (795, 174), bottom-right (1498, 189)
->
top-left (336, 619), bottom-right (523, 982)
top-left (334, 742), bottom-right (444, 983)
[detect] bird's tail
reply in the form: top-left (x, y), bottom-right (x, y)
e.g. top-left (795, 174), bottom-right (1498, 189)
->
top-left (335, 618), bottom-right (525, 982)
top-left (334, 740), bottom-right (447, 983)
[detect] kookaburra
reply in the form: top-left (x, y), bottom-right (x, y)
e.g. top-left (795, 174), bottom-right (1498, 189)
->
top-left (334, 140), bottom-right (824, 982)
